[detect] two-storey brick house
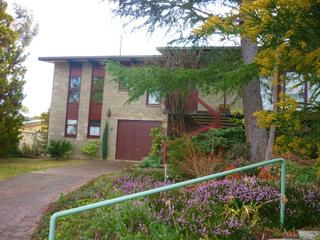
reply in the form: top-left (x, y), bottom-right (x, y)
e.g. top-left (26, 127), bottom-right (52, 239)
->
top-left (40, 49), bottom-right (242, 160)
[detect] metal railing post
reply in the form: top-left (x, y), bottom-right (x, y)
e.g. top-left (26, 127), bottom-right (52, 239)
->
top-left (280, 159), bottom-right (286, 228)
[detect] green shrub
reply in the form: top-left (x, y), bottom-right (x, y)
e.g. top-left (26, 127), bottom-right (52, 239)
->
top-left (47, 139), bottom-right (72, 160)
top-left (149, 127), bottom-right (166, 157)
top-left (102, 121), bottom-right (108, 160)
top-left (193, 127), bottom-right (246, 153)
top-left (224, 143), bottom-right (251, 162)
top-left (286, 160), bottom-right (319, 185)
top-left (167, 135), bottom-right (223, 179)
top-left (139, 155), bottom-right (161, 168)
top-left (167, 127), bottom-right (246, 179)
top-left (81, 141), bottom-right (100, 160)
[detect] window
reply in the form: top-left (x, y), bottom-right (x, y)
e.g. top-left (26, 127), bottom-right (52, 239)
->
top-left (88, 120), bottom-right (101, 137)
top-left (147, 91), bottom-right (160, 105)
top-left (87, 63), bottom-right (104, 138)
top-left (65, 62), bottom-right (82, 137)
top-left (68, 77), bottom-right (81, 103)
top-left (66, 119), bottom-right (77, 136)
top-left (118, 77), bottom-right (128, 91)
top-left (91, 77), bottom-right (104, 103)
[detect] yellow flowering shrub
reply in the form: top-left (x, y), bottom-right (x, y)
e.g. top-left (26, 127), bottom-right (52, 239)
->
top-left (255, 95), bottom-right (314, 158)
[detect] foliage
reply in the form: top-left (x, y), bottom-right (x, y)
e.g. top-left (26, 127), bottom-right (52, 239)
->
top-left (32, 168), bottom-right (320, 240)
top-left (223, 198), bottom-right (263, 228)
top-left (167, 135), bottom-right (222, 178)
top-left (167, 127), bottom-right (247, 178)
top-left (139, 155), bottom-right (161, 169)
top-left (102, 121), bottom-right (108, 160)
top-left (241, 0), bottom-right (320, 100)
top-left (283, 183), bottom-right (320, 229)
top-left (81, 141), bottom-right (100, 160)
top-left (224, 143), bottom-right (251, 162)
top-left (149, 127), bottom-right (166, 157)
top-left (0, 1), bottom-right (38, 157)
top-left (193, 127), bottom-right (246, 153)
top-left (255, 95), bottom-right (320, 159)
top-left (108, 0), bottom-right (271, 161)
top-left (47, 139), bottom-right (72, 160)
top-left (285, 160), bottom-right (319, 185)
top-left (32, 174), bottom-right (181, 240)
top-left (37, 111), bottom-right (49, 153)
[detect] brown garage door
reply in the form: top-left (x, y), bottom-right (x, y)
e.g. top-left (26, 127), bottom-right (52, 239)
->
top-left (116, 120), bottom-right (161, 160)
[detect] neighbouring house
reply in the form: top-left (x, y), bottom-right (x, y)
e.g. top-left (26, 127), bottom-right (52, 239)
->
top-left (39, 47), bottom-right (242, 160)
top-left (19, 118), bottom-right (44, 152)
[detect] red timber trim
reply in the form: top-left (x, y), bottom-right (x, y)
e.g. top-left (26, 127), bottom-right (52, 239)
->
top-left (188, 93), bottom-right (220, 136)
top-left (65, 62), bottom-right (82, 137)
top-left (87, 63), bottom-right (105, 138)
top-left (162, 93), bottom-right (221, 163)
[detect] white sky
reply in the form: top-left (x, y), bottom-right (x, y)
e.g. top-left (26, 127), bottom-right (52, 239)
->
top-left (6, 0), bottom-right (175, 117)
top-left (6, 0), bottom-right (233, 117)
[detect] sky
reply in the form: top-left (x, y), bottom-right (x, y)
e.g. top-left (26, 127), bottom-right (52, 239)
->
top-left (6, 0), bottom-right (176, 117)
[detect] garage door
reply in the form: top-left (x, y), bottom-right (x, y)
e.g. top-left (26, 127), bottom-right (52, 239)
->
top-left (116, 120), bottom-right (162, 160)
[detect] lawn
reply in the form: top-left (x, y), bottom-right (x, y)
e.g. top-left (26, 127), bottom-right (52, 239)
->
top-left (0, 157), bottom-right (88, 181)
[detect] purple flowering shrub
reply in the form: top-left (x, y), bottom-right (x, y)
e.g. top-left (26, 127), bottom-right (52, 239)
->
top-left (112, 174), bottom-right (320, 239)
top-left (283, 183), bottom-right (320, 228)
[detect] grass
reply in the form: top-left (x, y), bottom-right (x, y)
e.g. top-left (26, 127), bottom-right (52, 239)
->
top-left (0, 157), bottom-right (88, 181)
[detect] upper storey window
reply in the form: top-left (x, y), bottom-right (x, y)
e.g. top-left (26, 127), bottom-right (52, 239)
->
top-left (68, 77), bottom-right (81, 103)
top-left (91, 76), bottom-right (104, 103)
top-left (65, 62), bottom-right (82, 137)
top-left (87, 63), bottom-right (105, 138)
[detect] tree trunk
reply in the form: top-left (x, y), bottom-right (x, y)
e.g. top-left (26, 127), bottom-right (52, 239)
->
top-left (241, 37), bottom-right (268, 161)
top-left (265, 67), bottom-right (280, 160)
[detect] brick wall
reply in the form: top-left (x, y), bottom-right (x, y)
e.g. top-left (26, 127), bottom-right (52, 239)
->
top-left (48, 62), bottom-right (166, 159)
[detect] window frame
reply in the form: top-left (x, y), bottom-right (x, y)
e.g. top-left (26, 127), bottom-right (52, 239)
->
top-left (146, 91), bottom-right (160, 106)
top-left (65, 119), bottom-right (78, 137)
top-left (87, 120), bottom-right (101, 138)
top-left (87, 63), bottom-right (105, 138)
top-left (65, 62), bottom-right (82, 137)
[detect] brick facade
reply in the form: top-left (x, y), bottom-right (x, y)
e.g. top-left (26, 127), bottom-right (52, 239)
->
top-left (48, 60), bottom-right (166, 159)
top-left (44, 56), bottom-right (242, 160)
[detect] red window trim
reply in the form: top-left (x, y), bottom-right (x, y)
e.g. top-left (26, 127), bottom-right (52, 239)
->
top-left (65, 62), bottom-right (82, 137)
top-left (87, 63), bottom-right (104, 138)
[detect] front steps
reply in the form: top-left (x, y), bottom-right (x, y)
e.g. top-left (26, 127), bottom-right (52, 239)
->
top-left (187, 111), bottom-right (237, 129)
top-left (269, 230), bottom-right (320, 240)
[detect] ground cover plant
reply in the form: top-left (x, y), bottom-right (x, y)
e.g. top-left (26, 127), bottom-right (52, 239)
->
top-left (32, 167), bottom-right (320, 240)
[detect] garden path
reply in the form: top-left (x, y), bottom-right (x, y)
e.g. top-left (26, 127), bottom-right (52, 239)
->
top-left (0, 160), bottom-right (134, 240)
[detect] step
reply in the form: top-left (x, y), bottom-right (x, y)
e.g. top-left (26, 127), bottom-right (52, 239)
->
top-left (299, 231), bottom-right (320, 240)
top-left (269, 238), bottom-right (299, 240)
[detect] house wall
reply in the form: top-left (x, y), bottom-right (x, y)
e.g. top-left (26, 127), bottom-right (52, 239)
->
top-left (198, 92), bottom-right (243, 112)
top-left (48, 61), bottom-right (243, 160)
top-left (48, 62), bottom-right (166, 159)
top-left (101, 71), bottom-right (167, 160)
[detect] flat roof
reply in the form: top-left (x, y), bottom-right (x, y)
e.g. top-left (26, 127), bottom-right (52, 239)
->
top-left (38, 55), bottom-right (159, 63)
top-left (39, 47), bottom-right (240, 63)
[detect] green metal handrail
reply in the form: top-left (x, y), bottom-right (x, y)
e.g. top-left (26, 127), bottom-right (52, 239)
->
top-left (49, 158), bottom-right (286, 240)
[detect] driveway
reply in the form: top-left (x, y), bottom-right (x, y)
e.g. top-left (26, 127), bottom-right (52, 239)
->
top-left (0, 160), bottom-right (134, 240)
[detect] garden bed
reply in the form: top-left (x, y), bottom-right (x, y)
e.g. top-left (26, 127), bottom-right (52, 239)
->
top-left (32, 167), bottom-right (320, 240)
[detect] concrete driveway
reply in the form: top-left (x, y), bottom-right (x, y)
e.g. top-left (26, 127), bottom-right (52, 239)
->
top-left (0, 160), bottom-right (134, 240)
